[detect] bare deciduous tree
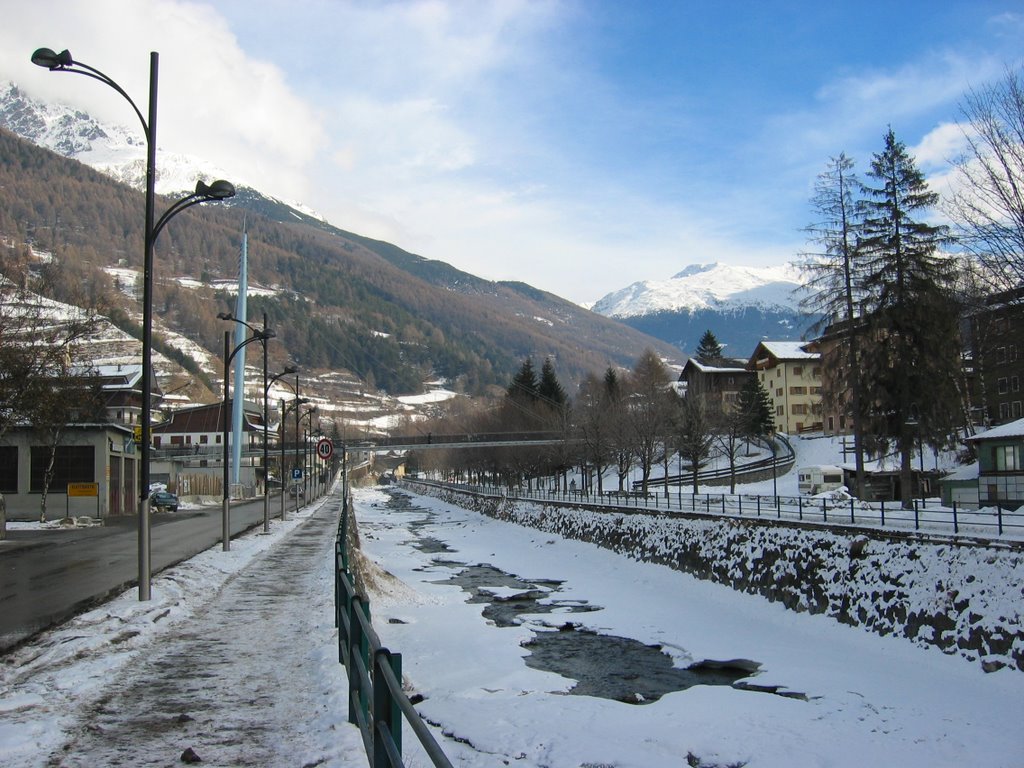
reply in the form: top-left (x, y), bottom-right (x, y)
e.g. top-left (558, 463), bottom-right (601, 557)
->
top-left (946, 67), bottom-right (1024, 294)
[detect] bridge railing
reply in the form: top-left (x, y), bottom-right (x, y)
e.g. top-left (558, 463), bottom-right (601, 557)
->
top-left (335, 495), bottom-right (454, 768)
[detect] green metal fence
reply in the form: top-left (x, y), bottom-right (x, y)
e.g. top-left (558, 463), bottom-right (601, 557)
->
top-left (335, 495), bottom-right (454, 768)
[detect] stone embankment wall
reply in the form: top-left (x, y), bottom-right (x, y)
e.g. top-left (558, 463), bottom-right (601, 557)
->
top-left (406, 482), bottom-right (1024, 673)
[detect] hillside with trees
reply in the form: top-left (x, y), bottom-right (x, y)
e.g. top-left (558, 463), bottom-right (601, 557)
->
top-left (0, 127), bottom-right (681, 397)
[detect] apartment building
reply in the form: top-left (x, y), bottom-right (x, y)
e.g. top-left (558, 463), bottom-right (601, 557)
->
top-left (748, 341), bottom-right (823, 434)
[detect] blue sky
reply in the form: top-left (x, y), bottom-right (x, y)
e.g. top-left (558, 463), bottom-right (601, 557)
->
top-left (2, 1), bottom-right (1022, 304)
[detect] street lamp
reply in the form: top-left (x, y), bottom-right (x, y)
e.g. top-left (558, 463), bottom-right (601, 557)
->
top-left (219, 312), bottom-right (283, 534)
top-left (263, 365), bottom-right (298, 530)
top-left (220, 323), bottom-right (274, 551)
top-left (298, 405), bottom-right (318, 514)
top-left (32, 47), bottom-right (235, 600)
top-left (313, 427), bottom-right (325, 499)
top-left (281, 396), bottom-right (309, 520)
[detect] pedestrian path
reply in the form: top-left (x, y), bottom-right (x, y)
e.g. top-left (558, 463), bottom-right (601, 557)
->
top-left (33, 492), bottom-right (366, 767)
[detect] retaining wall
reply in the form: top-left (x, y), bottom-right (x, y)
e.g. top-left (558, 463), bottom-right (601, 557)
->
top-left (405, 481), bottom-right (1024, 673)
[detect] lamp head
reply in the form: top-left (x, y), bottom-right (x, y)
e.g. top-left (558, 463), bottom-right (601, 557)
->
top-left (31, 48), bottom-right (73, 69)
top-left (283, 365), bottom-right (298, 375)
top-left (195, 179), bottom-right (236, 200)
top-left (217, 312), bottom-right (234, 321)
top-left (258, 328), bottom-right (277, 340)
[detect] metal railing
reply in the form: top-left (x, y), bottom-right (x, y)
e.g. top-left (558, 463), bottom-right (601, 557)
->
top-left (335, 496), bottom-right (454, 768)
top-left (637, 434), bottom-right (797, 490)
top-left (406, 479), bottom-right (1024, 542)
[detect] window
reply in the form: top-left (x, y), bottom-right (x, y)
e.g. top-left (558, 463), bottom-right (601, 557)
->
top-left (789, 386), bottom-right (807, 396)
top-left (998, 377), bottom-right (1009, 394)
top-left (1012, 376), bottom-right (1020, 392)
top-left (30, 445), bottom-right (94, 492)
top-left (1014, 401), bottom-right (1022, 419)
top-left (776, 405), bottom-right (784, 416)
top-left (993, 445), bottom-right (1020, 471)
top-left (200, 434), bottom-right (209, 444)
top-left (997, 346), bottom-right (1007, 364)
top-left (776, 388), bottom-right (784, 397)
top-left (812, 367), bottom-right (822, 377)
top-left (792, 404), bottom-right (808, 414)
top-left (0, 446), bottom-right (17, 492)
top-left (793, 366), bottom-right (803, 376)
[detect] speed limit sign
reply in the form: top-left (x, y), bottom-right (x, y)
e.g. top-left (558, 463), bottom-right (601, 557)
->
top-left (316, 438), bottom-right (334, 461)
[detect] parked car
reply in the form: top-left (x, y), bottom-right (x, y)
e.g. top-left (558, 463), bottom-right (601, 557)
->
top-left (289, 485), bottom-right (304, 498)
top-left (150, 490), bottom-right (179, 512)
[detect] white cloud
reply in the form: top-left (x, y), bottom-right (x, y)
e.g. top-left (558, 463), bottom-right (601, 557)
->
top-left (0, 0), bottom-right (326, 202)
top-left (911, 122), bottom-right (970, 171)
top-left (2, 1), bottom-right (1018, 304)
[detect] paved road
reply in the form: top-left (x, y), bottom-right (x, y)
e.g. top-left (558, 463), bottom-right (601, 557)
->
top-left (0, 494), bottom-right (306, 652)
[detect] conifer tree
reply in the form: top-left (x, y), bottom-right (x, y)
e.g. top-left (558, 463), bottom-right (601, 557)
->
top-left (858, 129), bottom-right (961, 508)
top-left (507, 358), bottom-right (539, 403)
top-left (537, 357), bottom-right (567, 410)
top-left (694, 330), bottom-right (724, 362)
top-left (737, 377), bottom-right (775, 438)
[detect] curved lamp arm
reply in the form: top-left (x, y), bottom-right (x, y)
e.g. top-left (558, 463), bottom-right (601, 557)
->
top-left (154, 180), bottom-right (236, 242)
top-left (32, 48), bottom-right (149, 140)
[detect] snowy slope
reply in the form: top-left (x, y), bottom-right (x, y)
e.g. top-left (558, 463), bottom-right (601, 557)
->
top-left (592, 261), bottom-right (804, 319)
top-left (0, 82), bottom-right (321, 219)
top-left (590, 262), bottom-right (813, 357)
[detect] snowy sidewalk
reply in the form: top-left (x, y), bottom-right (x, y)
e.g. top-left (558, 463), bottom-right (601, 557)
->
top-left (1, 491), bottom-right (368, 767)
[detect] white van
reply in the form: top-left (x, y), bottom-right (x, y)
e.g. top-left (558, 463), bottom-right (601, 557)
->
top-left (798, 465), bottom-right (845, 495)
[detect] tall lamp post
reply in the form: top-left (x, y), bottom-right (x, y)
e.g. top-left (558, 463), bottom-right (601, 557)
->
top-left (263, 365), bottom-right (298, 530)
top-left (220, 323), bottom-right (274, 551)
top-left (32, 47), bottom-right (234, 601)
top-left (281, 396), bottom-right (309, 520)
top-left (219, 312), bottom-right (282, 534)
top-left (298, 406), bottom-right (318, 514)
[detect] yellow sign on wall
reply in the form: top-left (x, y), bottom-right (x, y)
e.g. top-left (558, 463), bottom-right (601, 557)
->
top-left (67, 482), bottom-right (99, 497)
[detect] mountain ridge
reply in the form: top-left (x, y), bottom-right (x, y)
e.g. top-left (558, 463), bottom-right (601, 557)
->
top-left (0, 86), bottom-right (682, 400)
top-left (591, 262), bottom-right (815, 356)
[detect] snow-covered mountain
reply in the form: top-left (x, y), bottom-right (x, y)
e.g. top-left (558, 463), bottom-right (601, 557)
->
top-left (0, 82), bottom-right (227, 195)
top-left (0, 82), bottom-right (323, 221)
top-left (592, 262), bottom-right (804, 318)
top-left (592, 262), bottom-right (815, 358)
top-left (1, 82), bottom-right (812, 360)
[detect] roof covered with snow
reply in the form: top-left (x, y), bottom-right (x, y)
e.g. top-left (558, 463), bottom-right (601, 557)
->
top-left (965, 418), bottom-right (1024, 442)
top-left (752, 340), bottom-right (817, 361)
